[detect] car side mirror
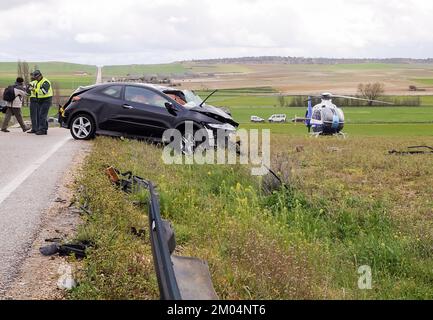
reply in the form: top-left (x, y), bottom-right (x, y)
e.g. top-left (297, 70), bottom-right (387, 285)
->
top-left (165, 102), bottom-right (178, 115)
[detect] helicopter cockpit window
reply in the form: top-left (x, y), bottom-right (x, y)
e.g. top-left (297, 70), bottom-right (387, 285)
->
top-left (313, 110), bottom-right (322, 120)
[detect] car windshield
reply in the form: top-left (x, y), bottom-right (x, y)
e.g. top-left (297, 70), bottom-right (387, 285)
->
top-left (182, 90), bottom-right (204, 108)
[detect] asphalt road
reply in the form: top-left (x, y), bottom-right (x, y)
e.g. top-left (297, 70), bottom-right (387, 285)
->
top-left (96, 66), bottom-right (102, 84)
top-left (0, 127), bottom-right (83, 295)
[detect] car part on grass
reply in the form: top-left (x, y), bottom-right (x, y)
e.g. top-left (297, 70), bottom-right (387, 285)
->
top-left (40, 241), bottom-right (92, 259)
top-left (235, 141), bottom-right (289, 191)
top-left (105, 166), bottom-right (149, 194)
top-left (106, 166), bottom-right (218, 300)
top-left (131, 227), bottom-right (146, 239)
top-left (389, 146), bottom-right (433, 155)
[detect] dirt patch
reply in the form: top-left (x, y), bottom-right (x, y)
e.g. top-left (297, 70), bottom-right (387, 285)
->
top-left (2, 142), bottom-right (91, 300)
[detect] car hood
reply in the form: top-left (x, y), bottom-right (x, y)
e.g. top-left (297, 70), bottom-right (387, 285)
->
top-left (191, 104), bottom-right (238, 126)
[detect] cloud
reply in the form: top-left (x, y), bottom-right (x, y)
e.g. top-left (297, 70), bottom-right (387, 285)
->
top-left (0, 0), bottom-right (431, 64)
top-left (75, 33), bottom-right (109, 44)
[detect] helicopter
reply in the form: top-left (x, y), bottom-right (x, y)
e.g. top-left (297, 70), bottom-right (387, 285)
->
top-left (304, 93), bottom-right (392, 137)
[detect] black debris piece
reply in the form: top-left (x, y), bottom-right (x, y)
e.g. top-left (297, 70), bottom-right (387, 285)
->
top-left (40, 241), bottom-right (93, 259)
top-left (131, 227), bottom-right (146, 239)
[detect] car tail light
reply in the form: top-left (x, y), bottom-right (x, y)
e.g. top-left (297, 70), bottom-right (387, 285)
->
top-left (72, 96), bottom-right (82, 102)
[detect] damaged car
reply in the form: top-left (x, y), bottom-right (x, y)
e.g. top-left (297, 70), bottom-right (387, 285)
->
top-left (59, 83), bottom-right (238, 148)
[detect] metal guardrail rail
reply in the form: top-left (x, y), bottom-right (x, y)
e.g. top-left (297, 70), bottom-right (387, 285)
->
top-left (147, 180), bottom-right (182, 300)
top-left (106, 167), bottom-right (218, 300)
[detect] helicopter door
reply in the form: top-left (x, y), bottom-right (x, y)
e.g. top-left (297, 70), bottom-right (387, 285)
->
top-left (311, 109), bottom-right (323, 133)
top-left (331, 109), bottom-right (340, 130)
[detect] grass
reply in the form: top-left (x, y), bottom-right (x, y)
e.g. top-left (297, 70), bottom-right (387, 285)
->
top-left (0, 62), bottom-right (96, 74)
top-left (241, 123), bottom-right (433, 137)
top-left (0, 61), bottom-right (97, 93)
top-left (71, 134), bottom-right (433, 300)
top-left (413, 78), bottom-right (433, 86)
top-left (229, 106), bottom-right (433, 125)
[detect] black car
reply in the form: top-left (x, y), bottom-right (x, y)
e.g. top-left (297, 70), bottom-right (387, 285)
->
top-left (59, 83), bottom-right (238, 146)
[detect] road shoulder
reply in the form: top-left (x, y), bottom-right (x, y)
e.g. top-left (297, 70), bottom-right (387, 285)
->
top-left (2, 142), bottom-right (91, 300)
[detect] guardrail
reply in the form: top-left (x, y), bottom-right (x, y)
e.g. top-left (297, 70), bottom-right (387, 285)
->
top-left (106, 167), bottom-right (218, 300)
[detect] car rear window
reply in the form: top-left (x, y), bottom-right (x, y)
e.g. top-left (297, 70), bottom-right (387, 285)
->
top-left (101, 86), bottom-right (122, 99)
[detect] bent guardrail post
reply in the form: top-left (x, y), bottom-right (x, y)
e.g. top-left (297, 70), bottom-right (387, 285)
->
top-left (147, 181), bottom-right (219, 301)
top-left (147, 181), bottom-right (182, 300)
top-left (106, 167), bottom-right (218, 300)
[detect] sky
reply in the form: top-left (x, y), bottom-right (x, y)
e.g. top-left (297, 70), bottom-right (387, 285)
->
top-left (0, 0), bottom-right (432, 66)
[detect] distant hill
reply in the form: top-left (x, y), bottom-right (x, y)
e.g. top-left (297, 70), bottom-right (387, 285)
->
top-left (186, 56), bottom-right (433, 65)
top-left (0, 61), bottom-right (97, 74)
top-left (0, 62), bottom-right (97, 92)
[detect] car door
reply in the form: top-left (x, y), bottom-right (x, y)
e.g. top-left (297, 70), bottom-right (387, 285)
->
top-left (96, 85), bottom-right (128, 132)
top-left (122, 85), bottom-right (178, 138)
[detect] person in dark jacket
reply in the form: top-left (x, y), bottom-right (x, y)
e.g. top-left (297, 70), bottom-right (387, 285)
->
top-left (1, 77), bottom-right (31, 133)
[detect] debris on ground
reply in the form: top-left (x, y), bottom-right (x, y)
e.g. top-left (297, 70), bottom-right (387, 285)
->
top-left (57, 263), bottom-right (76, 291)
top-left (105, 166), bottom-right (149, 193)
top-left (131, 227), bottom-right (146, 239)
top-left (295, 145), bottom-right (305, 153)
top-left (54, 198), bottom-right (67, 204)
top-left (328, 147), bottom-right (343, 153)
top-left (389, 146), bottom-right (433, 155)
top-left (39, 241), bottom-right (92, 259)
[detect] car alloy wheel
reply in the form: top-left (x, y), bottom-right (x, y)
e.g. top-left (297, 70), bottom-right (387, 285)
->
top-left (72, 116), bottom-right (93, 139)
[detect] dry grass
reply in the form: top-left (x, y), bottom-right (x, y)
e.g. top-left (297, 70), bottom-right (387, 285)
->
top-left (179, 63), bottom-right (433, 95)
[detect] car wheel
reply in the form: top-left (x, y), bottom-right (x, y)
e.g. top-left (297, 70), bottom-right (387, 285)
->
top-left (70, 114), bottom-right (96, 140)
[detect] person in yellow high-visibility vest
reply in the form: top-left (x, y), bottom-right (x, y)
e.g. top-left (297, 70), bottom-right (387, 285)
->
top-left (27, 74), bottom-right (39, 134)
top-left (32, 70), bottom-right (53, 135)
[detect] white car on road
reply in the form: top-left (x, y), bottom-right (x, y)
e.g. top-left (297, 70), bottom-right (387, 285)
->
top-left (268, 114), bottom-right (287, 123)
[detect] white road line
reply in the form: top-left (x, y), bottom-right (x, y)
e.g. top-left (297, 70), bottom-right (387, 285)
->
top-left (0, 136), bottom-right (72, 206)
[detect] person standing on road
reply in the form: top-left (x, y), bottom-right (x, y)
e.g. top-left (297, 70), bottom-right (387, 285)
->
top-left (27, 74), bottom-right (39, 134)
top-left (1, 77), bottom-right (31, 133)
top-left (32, 70), bottom-right (53, 136)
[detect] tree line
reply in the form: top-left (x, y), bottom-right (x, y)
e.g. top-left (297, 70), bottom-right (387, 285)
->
top-left (16, 60), bottom-right (61, 107)
top-left (278, 83), bottom-right (421, 107)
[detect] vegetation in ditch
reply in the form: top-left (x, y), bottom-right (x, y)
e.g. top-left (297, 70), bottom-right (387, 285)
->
top-left (70, 135), bottom-right (433, 299)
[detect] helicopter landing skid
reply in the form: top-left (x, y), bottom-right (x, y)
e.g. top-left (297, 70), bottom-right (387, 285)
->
top-left (309, 132), bottom-right (347, 139)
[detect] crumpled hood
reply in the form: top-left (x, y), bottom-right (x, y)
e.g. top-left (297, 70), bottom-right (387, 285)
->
top-left (191, 104), bottom-right (234, 121)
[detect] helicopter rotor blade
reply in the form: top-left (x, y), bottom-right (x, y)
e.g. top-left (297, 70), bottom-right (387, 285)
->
top-left (330, 95), bottom-right (393, 105)
top-left (304, 95), bottom-right (322, 102)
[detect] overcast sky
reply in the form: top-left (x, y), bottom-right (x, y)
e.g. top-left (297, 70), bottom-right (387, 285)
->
top-left (0, 0), bottom-right (432, 66)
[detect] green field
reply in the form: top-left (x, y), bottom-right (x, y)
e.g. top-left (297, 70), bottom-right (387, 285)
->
top-left (0, 62), bottom-right (96, 92)
top-left (228, 106), bottom-right (433, 125)
top-left (195, 91), bottom-right (433, 134)
top-left (413, 78), bottom-right (433, 86)
top-left (201, 92), bottom-right (433, 107)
